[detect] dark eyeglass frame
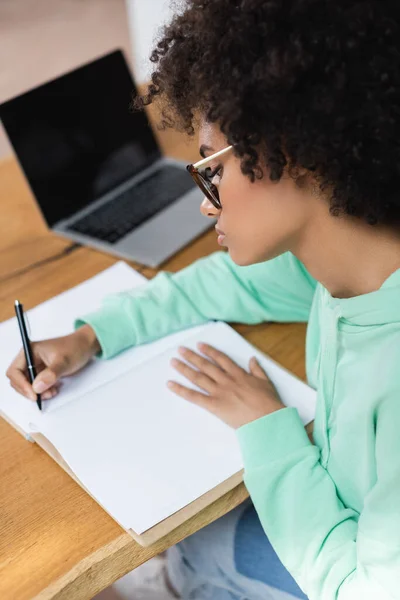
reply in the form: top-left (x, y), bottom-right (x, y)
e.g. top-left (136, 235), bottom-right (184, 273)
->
top-left (186, 145), bottom-right (233, 210)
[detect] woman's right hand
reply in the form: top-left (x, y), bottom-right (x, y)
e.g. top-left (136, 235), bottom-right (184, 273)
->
top-left (6, 324), bottom-right (100, 402)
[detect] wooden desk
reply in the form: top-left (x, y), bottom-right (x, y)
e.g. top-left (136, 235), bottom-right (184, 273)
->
top-left (0, 147), bottom-right (309, 599)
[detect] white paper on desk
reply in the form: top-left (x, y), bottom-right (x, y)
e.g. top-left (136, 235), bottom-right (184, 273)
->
top-left (0, 261), bottom-right (208, 437)
top-left (36, 321), bottom-right (316, 534)
top-left (0, 262), bottom-right (142, 435)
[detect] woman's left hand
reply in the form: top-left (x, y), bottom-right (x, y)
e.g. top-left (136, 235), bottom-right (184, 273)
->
top-left (168, 342), bottom-right (285, 429)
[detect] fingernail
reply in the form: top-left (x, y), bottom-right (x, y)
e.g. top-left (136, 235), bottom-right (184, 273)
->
top-left (33, 381), bottom-right (46, 394)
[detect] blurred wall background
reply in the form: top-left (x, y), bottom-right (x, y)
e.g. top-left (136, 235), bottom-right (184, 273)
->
top-left (0, 0), bottom-right (174, 160)
top-left (126, 0), bottom-right (175, 82)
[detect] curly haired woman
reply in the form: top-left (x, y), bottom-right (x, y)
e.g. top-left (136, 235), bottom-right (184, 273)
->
top-left (7, 1), bottom-right (400, 599)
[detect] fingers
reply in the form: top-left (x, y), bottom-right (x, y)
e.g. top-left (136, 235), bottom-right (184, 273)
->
top-left (249, 356), bottom-right (268, 380)
top-left (6, 349), bottom-right (63, 402)
top-left (8, 373), bottom-right (37, 401)
top-left (10, 380), bottom-right (60, 401)
top-left (195, 343), bottom-right (244, 376)
top-left (32, 367), bottom-right (57, 394)
top-left (41, 383), bottom-right (61, 401)
top-left (6, 350), bottom-right (37, 401)
top-left (177, 346), bottom-right (226, 381)
top-left (170, 357), bottom-right (216, 393)
top-left (32, 358), bottom-right (68, 394)
top-left (6, 345), bottom-right (69, 401)
top-left (167, 380), bottom-right (213, 411)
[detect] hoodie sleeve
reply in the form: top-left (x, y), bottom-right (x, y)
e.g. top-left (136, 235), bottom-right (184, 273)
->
top-left (236, 396), bottom-right (400, 600)
top-left (75, 250), bottom-right (317, 359)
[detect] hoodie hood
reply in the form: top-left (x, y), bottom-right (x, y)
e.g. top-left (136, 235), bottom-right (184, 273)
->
top-left (323, 267), bottom-right (400, 326)
top-left (311, 266), bottom-right (400, 466)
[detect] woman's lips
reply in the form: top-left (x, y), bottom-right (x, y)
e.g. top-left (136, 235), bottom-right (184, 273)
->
top-left (215, 227), bottom-right (226, 245)
top-left (217, 234), bottom-right (225, 245)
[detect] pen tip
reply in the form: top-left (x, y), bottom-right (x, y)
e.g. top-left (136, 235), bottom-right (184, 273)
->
top-left (15, 299), bottom-right (20, 306)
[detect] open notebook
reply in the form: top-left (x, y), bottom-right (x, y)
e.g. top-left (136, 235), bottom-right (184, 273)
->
top-left (0, 262), bottom-right (317, 545)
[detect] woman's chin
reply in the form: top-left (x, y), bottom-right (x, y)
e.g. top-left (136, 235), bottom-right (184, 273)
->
top-left (228, 249), bottom-right (256, 267)
top-left (228, 247), bottom-right (276, 267)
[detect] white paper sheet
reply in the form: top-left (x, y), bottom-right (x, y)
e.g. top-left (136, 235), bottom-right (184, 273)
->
top-left (36, 321), bottom-right (316, 534)
top-left (0, 262), bottom-right (208, 436)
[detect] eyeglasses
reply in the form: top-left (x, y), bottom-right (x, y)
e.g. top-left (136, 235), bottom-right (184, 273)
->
top-left (186, 145), bottom-right (233, 209)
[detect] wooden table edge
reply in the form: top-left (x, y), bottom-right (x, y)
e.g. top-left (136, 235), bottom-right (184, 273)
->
top-left (31, 533), bottom-right (133, 600)
top-left (32, 483), bottom-right (249, 600)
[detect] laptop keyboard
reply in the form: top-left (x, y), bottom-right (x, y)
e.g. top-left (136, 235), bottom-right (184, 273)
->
top-left (68, 165), bottom-right (195, 244)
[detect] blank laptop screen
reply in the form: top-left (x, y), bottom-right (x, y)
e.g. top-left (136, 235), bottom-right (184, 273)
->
top-left (0, 50), bottom-right (161, 226)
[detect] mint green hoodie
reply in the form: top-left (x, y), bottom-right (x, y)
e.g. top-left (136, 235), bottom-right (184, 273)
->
top-left (77, 251), bottom-right (400, 600)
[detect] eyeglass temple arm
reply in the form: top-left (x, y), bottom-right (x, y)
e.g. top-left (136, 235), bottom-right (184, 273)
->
top-left (192, 145), bottom-right (233, 169)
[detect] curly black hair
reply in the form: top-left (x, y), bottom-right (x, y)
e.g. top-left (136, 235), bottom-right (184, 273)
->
top-left (136, 0), bottom-right (400, 227)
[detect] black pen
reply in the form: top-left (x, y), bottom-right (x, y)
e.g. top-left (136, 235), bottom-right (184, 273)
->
top-left (14, 300), bottom-right (42, 411)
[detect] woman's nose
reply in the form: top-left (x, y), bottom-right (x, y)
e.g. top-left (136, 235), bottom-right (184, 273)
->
top-left (200, 196), bottom-right (221, 218)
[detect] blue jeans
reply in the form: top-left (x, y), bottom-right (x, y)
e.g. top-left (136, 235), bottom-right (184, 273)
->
top-left (167, 499), bottom-right (308, 600)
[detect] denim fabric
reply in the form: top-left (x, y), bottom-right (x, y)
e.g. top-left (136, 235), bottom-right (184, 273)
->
top-left (234, 504), bottom-right (307, 599)
top-left (166, 499), bottom-right (308, 600)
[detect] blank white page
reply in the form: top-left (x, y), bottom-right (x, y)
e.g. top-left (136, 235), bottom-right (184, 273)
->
top-left (0, 262), bottom-right (210, 436)
top-left (36, 321), bottom-right (316, 534)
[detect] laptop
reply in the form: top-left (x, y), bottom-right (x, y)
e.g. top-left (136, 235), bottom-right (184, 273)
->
top-left (0, 50), bottom-right (214, 267)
